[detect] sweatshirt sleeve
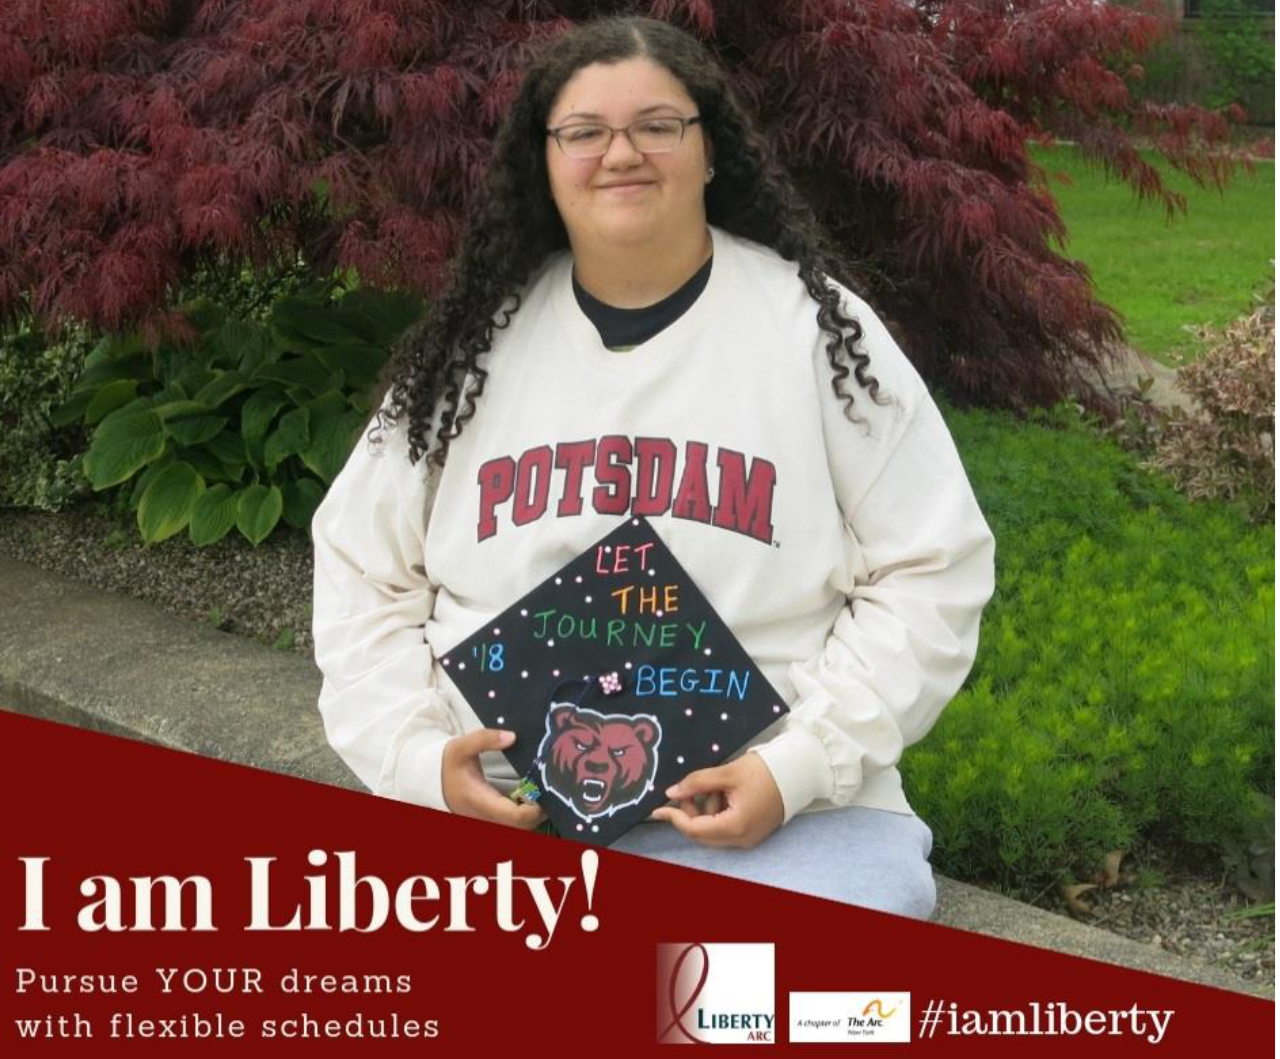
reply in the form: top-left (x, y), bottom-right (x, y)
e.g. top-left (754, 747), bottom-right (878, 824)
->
top-left (752, 301), bottom-right (996, 823)
top-left (311, 416), bottom-right (461, 812)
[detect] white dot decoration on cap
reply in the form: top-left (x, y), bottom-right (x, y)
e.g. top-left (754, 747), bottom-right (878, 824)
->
top-left (647, 568), bottom-right (655, 576)
top-left (457, 661), bottom-right (465, 670)
top-left (684, 707), bottom-right (693, 717)
top-left (773, 704), bottom-right (782, 713)
top-left (554, 577), bottom-right (562, 585)
top-left (520, 608), bottom-right (528, 617)
top-left (492, 627), bottom-right (501, 636)
top-left (488, 690), bottom-right (497, 699)
top-left (442, 658), bottom-right (450, 667)
top-left (720, 712), bottom-right (728, 721)
top-left (552, 668), bottom-right (560, 677)
top-left (496, 716), bottom-right (504, 724)
top-left (546, 638), bottom-right (555, 647)
top-left (584, 595), bottom-right (592, 604)
top-left (711, 743), bottom-right (720, 753)
top-left (574, 575), bottom-right (583, 583)
top-left (624, 661), bottom-right (633, 670)
top-left (591, 824), bottom-right (600, 833)
top-left (655, 610), bottom-right (664, 618)
top-left (676, 755), bottom-right (685, 765)
top-left (604, 545), bottom-right (612, 552)
top-left (521, 670), bottom-right (528, 678)
top-left (576, 823), bottom-right (584, 832)
top-left (631, 518), bottom-right (639, 526)
top-left (704, 647), bottom-right (712, 656)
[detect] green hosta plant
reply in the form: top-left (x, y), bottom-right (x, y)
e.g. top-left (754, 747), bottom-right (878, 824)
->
top-left (58, 283), bottom-right (422, 545)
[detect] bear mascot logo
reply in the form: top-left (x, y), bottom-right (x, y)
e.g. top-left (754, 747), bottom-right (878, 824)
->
top-left (537, 704), bottom-right (662, 821)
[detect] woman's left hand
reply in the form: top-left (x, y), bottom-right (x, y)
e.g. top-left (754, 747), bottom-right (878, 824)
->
top-left (650, 753), bottom-right (785, 849)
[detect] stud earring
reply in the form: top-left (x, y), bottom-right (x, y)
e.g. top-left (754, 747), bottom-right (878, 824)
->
top-left (706, 166), bottom-right (716, 182)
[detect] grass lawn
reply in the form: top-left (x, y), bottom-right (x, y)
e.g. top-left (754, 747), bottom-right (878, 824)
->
top-left (1030, 143), bottom-right (1274, 364)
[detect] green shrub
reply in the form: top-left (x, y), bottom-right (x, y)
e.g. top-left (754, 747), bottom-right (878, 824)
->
top-left (904, 404), bottom-right (1274, 896)
top-left (1128, 5), bottom-right (1275, 125)
top-left (0, 321), bottom-right (92, 510)
top-left (58, 282), bottom-right (422, 545)
top-left (1197, 2), bottom-right (1275, 120)
top-left (178, 254), bottom-right (318, 324)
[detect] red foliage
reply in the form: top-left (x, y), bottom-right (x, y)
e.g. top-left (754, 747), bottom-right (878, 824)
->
top-left (0, 0), bottom-right (1247, 407)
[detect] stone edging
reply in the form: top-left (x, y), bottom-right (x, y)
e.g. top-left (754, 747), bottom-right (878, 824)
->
top-left (0, 556), bottom-right (1269, 999)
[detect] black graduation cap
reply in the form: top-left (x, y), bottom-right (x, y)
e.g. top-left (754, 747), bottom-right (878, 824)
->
top-left (439, 516), bottom-right (789, 846)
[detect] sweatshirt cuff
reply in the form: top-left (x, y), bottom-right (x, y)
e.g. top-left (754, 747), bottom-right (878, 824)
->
top-left (391, 727), bottom-right (453, 813)
top-left (751, 727), bottom-right (834, 824)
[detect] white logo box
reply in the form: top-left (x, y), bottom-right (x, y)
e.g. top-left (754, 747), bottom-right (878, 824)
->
top-left (657, 943), bottom-right (775, 1044)
top-left (789, 991), bottom-right (912, 1043)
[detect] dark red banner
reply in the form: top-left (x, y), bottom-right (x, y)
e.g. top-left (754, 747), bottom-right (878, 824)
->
top-left (3, 711), bottom-right (1272, 1055)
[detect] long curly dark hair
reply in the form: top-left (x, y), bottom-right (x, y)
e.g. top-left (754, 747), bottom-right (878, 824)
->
top-left (377, 15), bottom-right (884, 467)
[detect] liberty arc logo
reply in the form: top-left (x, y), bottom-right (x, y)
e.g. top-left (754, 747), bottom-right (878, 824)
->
top-left (657, 943), bottom-right (775, 1044)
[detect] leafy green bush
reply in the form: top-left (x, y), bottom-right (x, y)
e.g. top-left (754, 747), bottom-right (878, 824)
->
top-left (905, 404), bottom-right (1274, 896)
top-left (1127, 4), bottom-right (1275, 125)
top-left (1197, 1), bottom-right (1275, 120)
top-left (178, 252), bottom-right (319, 324)
top-left (0, 321), bottom-right (92, 510)
top-left (57, 283), bottom-right (422, 545)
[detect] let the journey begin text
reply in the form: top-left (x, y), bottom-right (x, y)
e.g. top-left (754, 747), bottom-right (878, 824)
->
top-left (16, 849), bottom-right (601, 951)
top-left (522, 547), bottom-right (754, 700)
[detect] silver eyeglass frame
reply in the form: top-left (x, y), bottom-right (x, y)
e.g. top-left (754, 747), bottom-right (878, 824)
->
top-left (545, 115), bottom-right (703, 158)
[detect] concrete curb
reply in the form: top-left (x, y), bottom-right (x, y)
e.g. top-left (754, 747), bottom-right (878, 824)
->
top-left (1, 556), bottom-right (1269, 999)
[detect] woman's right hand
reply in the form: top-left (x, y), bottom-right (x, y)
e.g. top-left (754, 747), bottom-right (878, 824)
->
top-left (441, 729), bottom-right (546, 830)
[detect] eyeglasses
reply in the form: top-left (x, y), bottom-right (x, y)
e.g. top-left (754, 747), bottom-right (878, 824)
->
top-left (546, 116), bottom-right (702, 159)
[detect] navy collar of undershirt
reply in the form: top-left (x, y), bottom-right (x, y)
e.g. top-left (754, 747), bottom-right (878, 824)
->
top-left (572, 254), bottom-right (714, 350)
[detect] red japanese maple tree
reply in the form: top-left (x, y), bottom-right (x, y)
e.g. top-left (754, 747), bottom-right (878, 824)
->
top-left (0, 0), bottom-right (1240, 407)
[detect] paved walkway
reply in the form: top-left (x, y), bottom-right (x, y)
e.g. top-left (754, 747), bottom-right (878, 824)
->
top-left (0, 556), bottom-right (1267, 998)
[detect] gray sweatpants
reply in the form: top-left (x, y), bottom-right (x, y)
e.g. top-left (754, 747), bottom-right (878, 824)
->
top-left (610, 806), bottom-right (936, 919)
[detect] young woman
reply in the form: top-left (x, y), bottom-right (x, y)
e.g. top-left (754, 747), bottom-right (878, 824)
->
top-left (312, 16), bottom-right (995, 919)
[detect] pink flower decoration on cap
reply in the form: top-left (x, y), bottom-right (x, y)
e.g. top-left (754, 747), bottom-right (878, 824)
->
top-left (598, 671), bottom-right (623, 696)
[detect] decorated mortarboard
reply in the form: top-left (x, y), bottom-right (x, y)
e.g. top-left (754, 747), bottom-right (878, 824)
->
top-left (439, 516), bottom-right (789, 847)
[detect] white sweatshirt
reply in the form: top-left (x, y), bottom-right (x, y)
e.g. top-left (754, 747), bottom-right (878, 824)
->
top-left (312, 224), bottom-right (995, 824)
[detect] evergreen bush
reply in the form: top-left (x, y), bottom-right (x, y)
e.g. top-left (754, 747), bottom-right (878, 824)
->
top-left (0, 321), bottom-right (92, 510)
top-left (904, 404), bottom-right (1274, 895)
